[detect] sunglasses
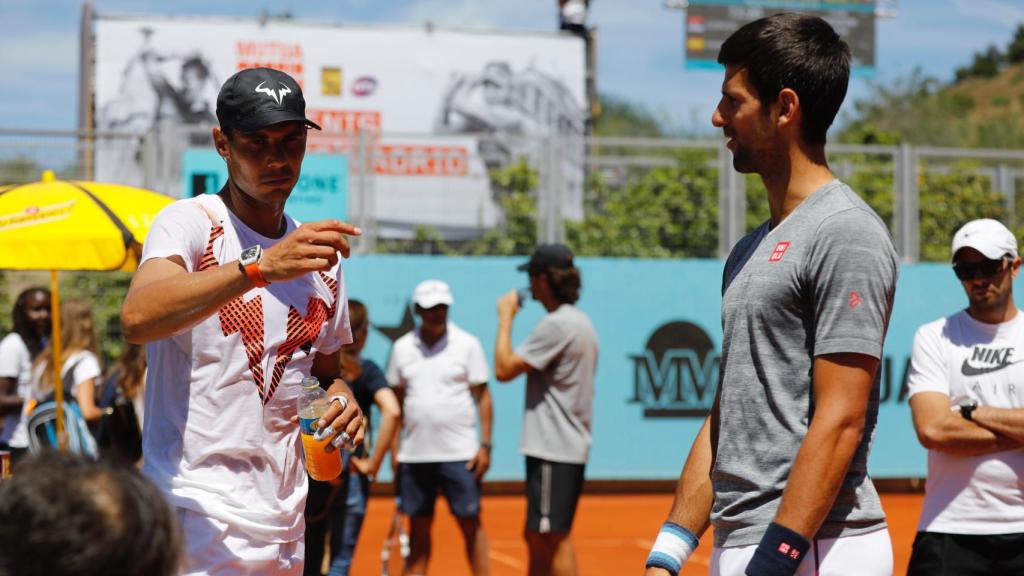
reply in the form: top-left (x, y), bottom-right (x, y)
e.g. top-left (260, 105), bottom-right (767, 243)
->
top-left (953, 257), bottom-right (1009, 281)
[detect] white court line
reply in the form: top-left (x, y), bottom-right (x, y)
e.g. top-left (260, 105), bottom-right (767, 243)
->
top-left (489, 549), bottom-right (524, 569)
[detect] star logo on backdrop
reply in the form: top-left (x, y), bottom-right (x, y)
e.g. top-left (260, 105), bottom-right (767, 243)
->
top-left (374, 300), bottom-right (416, 343)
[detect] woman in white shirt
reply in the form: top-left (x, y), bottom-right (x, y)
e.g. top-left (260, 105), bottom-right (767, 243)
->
top-left (0, 287), bottom-right (51, 460)
top-left (32, 299), bottom-right (103, 423)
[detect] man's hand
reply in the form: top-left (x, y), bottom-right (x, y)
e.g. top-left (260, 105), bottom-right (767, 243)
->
top-left (497, 289), bottom-right (520, 320)
top-left (466, 446), bottom-right (491, 481)
top-left (644, 568), bottom-right (671, 575)
top-left (316, 383), bottom-right (366, 451)
top-left (261, 220), bottom-right (361, 283)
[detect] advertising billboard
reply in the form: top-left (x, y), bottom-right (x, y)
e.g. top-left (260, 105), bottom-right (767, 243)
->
top-left (92, 14), bottom-right (587, 238)
top-left (685, 1), bottom-right (876, 72)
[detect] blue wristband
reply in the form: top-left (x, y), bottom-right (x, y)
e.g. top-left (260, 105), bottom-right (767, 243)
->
top-left (745, 522), bottom-right (811, 576)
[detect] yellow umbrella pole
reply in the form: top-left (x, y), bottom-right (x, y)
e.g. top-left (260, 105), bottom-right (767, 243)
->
top-left (49, 270), bottom-right (65, 450)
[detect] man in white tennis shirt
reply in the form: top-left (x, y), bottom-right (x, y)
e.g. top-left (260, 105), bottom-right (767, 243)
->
top-left (907, 218), bottom-right (1024, 575)
top-left (122, 67), bottom-right (364, 575)
top-left (388, 279), bottom-right (494, 576)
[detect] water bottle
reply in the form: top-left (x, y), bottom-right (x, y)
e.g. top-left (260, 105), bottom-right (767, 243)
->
top-left (516, 288), bottom-right (529, 307)
top-left (297, 376), bottom-right (342, 481)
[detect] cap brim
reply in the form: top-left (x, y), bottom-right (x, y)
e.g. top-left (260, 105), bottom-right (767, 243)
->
top-left (414, 295), bottom-right (453, 308)
top-left (231, 110), bottom-right (321, 132)
top-left (516, 262), bottom-right (532, 271)
top-left (954, 245), bottom-right (1011, 261)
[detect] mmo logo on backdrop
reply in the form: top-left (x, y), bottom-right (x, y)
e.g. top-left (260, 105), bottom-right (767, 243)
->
top-left (629, 321), bottom-right (719, 418)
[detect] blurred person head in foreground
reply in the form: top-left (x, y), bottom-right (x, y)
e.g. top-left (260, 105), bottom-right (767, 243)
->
top-left (0, 450), bottom-right (181, 576)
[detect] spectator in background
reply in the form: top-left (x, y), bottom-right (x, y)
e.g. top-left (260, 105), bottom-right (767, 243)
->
top-left (105, 342), bottom-right (147, 429)
top-left (0, 287), bottom-right (51, 462)
top-left (0, 450), bottom-right (182, 576)
top-left (95, 342), bottom-right (146, 465)
top-left (495, 244), bottom-right (598, 576)
top-left (389, 280), bottom-right (494, 576)
top-left (31, 298), bottom-right (104, 425)
top-left (906, 219), bottom-right (1024, 575)
top-left (305, 299), bottom-right (400, 576)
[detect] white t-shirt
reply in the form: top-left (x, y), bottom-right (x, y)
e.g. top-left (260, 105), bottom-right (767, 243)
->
top-left (140, 194), bottom-right (351, 544)
top-left (907, 310), bottom-right (1024, 535)
top-left (53, 350), bottom-right (103, 397)
top-left (387, 322), bottom-right (488, 463)
top-left (8, 349), bottom-right (101, 448)
top-left (0, 333), bottom-right (33, 446)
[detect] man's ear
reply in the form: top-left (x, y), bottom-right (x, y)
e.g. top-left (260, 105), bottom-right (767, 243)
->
top-left (776, 88), bottom-right (800, 129)
top-left (212, 127), bottom-right (230, 161)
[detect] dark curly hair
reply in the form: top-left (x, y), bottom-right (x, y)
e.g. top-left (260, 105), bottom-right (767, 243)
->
top-left (11, 287), bottom-right (50, 358)
top-left (0, 451), bottom-right (182, 576)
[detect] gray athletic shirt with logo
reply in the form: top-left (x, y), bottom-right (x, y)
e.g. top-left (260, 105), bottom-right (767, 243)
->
top-left (516, 304), bottom-right (599, 464)
top-left (712, 180), bottom-right (898, 548)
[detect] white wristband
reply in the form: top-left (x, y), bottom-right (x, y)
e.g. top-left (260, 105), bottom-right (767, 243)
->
top-left (646, 522), bottom-right (698, 575)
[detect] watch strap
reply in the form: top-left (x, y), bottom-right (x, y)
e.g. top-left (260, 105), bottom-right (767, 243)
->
top-left (239, 245), bottom-right (270, 288)
top-left (243, 260), bottom-right (270, 288)
top-left (960, 401), bottom-right (978, 421)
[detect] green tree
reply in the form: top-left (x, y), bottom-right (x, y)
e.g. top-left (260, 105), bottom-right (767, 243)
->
top-left (839, 70), bottom-right (975, 146)
top-left (1008, 24), bottom-right (1024, 64)
top-left (467, 159), bottom-right (538, 256)
top-left (568, 150), bottom-right (718, 258)
top-left (591, 94), bottom-right (667, 138)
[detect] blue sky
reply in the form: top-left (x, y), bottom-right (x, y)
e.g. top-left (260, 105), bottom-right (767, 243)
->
top-left (1, 0), bottom-right (1022, 134)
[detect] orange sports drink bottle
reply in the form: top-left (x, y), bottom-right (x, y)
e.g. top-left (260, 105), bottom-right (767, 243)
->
top-left (297, 376), bottom-right (342, 481)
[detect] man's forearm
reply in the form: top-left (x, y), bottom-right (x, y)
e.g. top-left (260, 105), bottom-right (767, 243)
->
top-left (369, 410), bottom-right (399, 473)
top-left (971, 406), bottom-right (1024, 446)
top-left (122, 261), bottom-right (253, 343)
top-left (664, 415), bottom-right (715, 536)
top-left (478, 388), bottom-right (494, 446)
top-left (0, 378), bottom-right (22, 416)
top-left (919, 410), bottom-right (1021, 456)
top-left (773, 416), bottom-right (862, 539)
top-left (494, 316), bottom-right (516, 380)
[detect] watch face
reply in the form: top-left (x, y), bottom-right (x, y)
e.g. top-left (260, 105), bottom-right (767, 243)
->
top-left (240, 246), bottom-right (260, 264)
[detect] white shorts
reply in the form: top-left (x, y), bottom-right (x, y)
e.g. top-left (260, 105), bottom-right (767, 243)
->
top-left (710, 527), bottom-right (893, 576)
top-left (177, 508), bottom-right (304, 576)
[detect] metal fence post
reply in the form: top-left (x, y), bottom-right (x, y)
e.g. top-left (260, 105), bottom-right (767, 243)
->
top-left (354, 130), bottom-right (376, 254)
top-left (717, 142), bottom-right (745, 258)
top-left (536, 136), bottom-right (565, 245)
top-left (894, 143), bottom-right (919, 262)
top-left (996, 163), bottom-right (1016, 229)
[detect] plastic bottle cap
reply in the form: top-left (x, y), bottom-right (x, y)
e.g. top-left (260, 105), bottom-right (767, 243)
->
top-left (302, 376), bottom-right (320, 389)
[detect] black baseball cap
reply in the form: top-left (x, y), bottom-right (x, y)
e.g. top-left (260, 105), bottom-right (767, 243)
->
top-left (216, 67), bottom-right (321, 133)
top-left (517, 244), bottom-right (575, 271)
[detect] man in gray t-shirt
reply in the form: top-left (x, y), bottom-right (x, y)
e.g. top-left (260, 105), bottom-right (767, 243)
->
top-left (646, 14), bottom-right (898, 576)
top-left (496, 243), bottom-right (598, 576)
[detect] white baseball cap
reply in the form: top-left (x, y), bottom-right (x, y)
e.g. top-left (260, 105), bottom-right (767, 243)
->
top-left (951, 219), bottom-right (1018, 261)
top-left (412, 279), bottom-right (453, 308)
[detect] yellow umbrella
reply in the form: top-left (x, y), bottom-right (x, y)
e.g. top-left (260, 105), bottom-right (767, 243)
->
top-left (0, 171), bottom-right (174, 448)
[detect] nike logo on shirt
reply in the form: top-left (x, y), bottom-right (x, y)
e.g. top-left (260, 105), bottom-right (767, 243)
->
top-left (961, 358), bottom-right (1020, 376)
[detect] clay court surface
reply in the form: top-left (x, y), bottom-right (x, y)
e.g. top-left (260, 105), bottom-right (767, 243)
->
top-left (346, 492), bottom-right (924, 575)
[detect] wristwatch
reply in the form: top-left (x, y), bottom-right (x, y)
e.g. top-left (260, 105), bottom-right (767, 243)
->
top-left (239, 245), bottom-right (270, 288)
top-left (959, 399), bottom-right (979, 421)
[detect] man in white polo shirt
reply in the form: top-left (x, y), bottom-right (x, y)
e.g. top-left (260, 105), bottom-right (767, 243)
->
top-left (387, 279), bottom-right (494, 576)
top-left (906, 219), bottom-right (1024, 574)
